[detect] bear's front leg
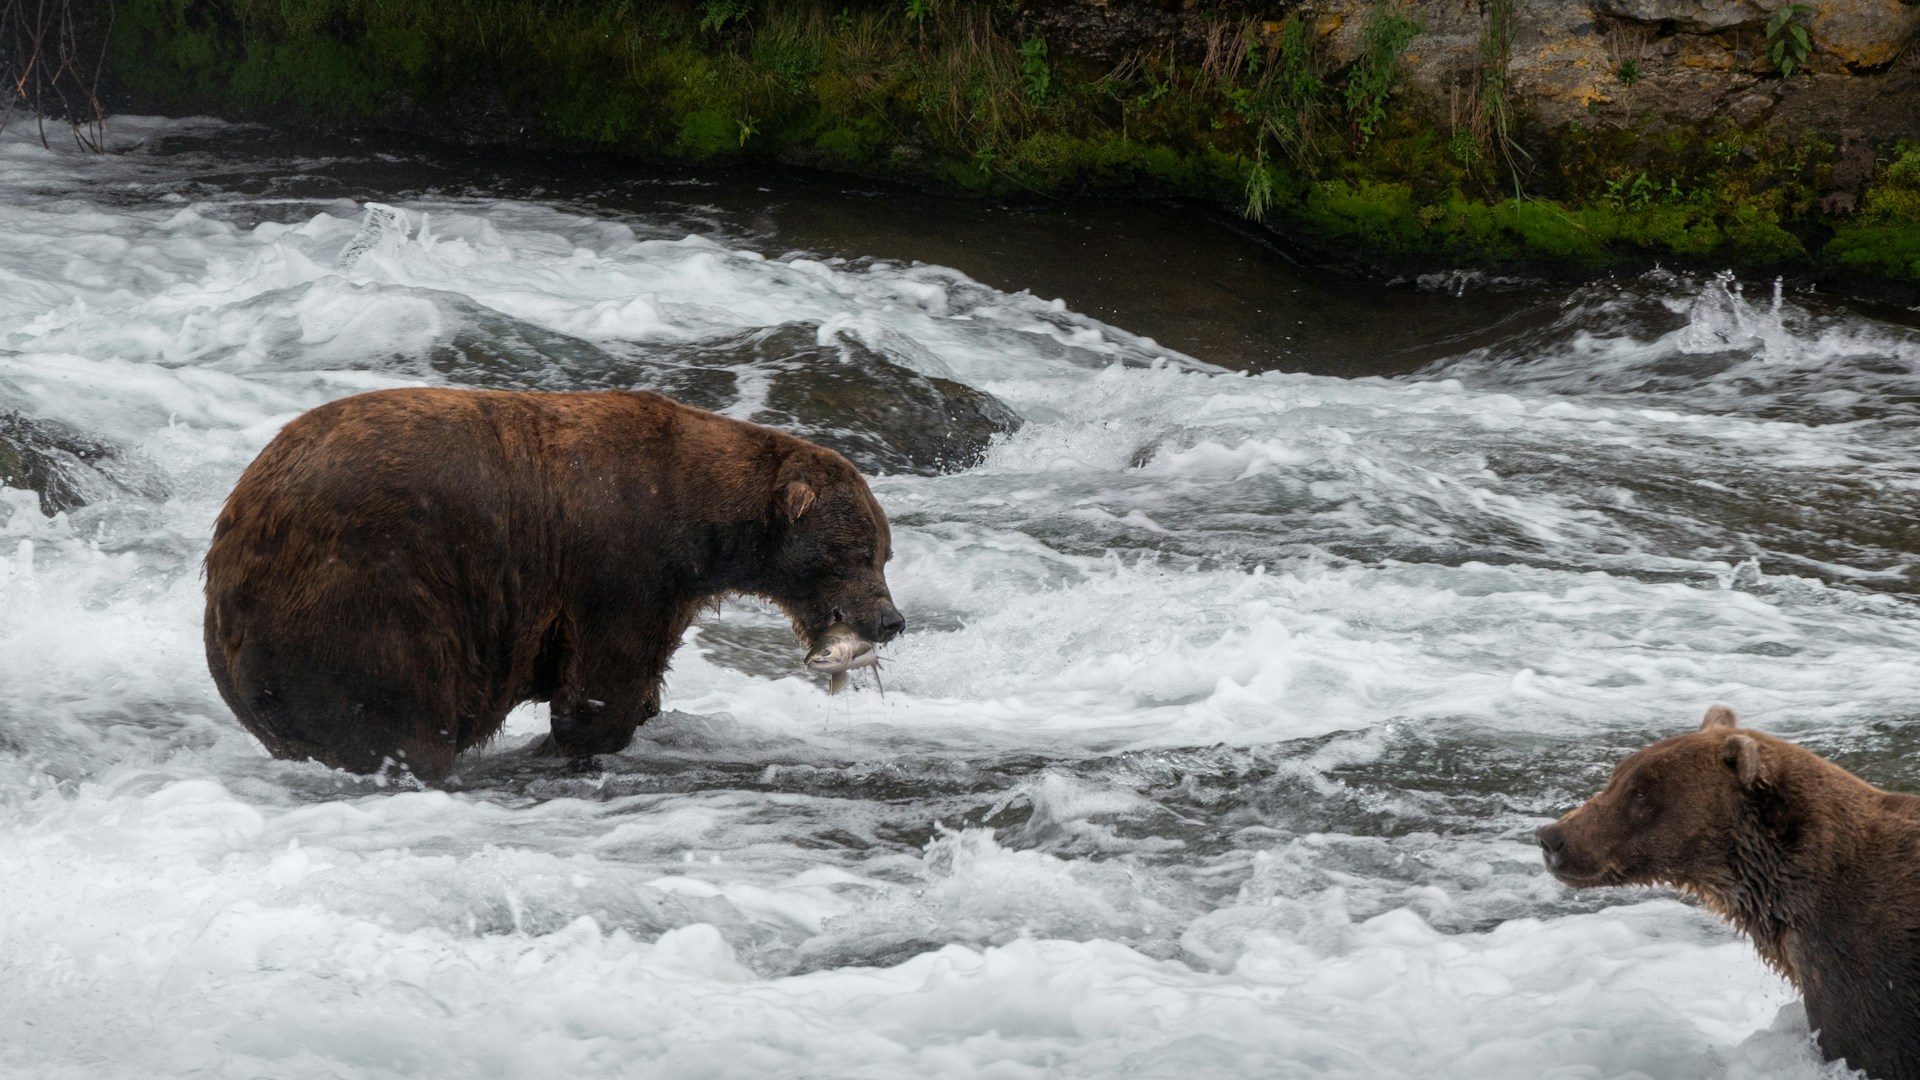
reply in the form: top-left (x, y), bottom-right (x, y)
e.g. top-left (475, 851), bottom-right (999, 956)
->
top-left (533, 601), bottom-right (687, 765)
top-left (544, 686), bottom-right (660, 761)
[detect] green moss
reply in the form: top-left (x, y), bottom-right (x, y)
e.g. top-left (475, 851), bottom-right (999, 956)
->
top-left (1297, 180), bottom-right (1421, 251)
top-left (1825, 142), bottom-right (1920, 282)
top-left (812, 116), bottom-right (886, 164)
top-left (1828, 228), bottom-right (1920, 282)
top-left (1488, 200), bottom-right (1605, 260)
top-left (545, 85), bottom-right (647, 145)
top-left (1720, 206), bottom-right (1804, 262)
top-left (674, 107), bottom-right (742, 158)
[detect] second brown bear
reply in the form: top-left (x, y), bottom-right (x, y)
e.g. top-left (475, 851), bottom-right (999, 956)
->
top-left (1539, 706), bottom-right (1920, 1080)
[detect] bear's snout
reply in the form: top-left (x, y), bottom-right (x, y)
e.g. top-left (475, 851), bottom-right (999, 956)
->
top-left (875, 602), bottom-right (906, 642)
top-left (1536, 822), bottom-right (1567, 871)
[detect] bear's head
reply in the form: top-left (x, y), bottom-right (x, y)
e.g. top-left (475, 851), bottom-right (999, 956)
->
top-left (1536, 705), bottom-right (1784, 894)
top-left (762, 444), bottom-right (905, 649)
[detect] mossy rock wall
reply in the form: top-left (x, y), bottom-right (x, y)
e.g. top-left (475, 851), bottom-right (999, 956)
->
top-left (93, 0), bottom-right (1920, 290)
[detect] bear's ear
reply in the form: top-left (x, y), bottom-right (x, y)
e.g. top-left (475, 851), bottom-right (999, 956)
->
top-left (773, 451), bottom-right (825, 522)
top-left (1723, 733), bottom-right (1767, 788)
top-left (778, 480), bottom-right (817, 522)
top-left (1700, 704), bottom-right (1739, 731)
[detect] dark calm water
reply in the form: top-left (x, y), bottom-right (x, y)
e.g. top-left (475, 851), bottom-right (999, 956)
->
top-left (1, 115), bottom-right (1916, 1078)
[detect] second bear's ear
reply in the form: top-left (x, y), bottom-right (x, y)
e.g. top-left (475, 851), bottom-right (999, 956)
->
top-left (1723, 733), bottom-right (1767, 788)
top-left (1700, 704), bottom-right (1739, 731)
top-left (779, 480), bottom-right (816, 522)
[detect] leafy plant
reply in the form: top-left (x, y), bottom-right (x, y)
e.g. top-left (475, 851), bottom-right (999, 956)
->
top-left (1764, 4), bottom-right (1812, 78)
top-left (1615, 59), bottom-right (1641, 84)
top-left (1133, 75), bottom-right (1171, 109)
top-left (1342, 6), bottom-right (1420, 143)
top-left (1448, 126), bottom-right (1480, 168)
top-left (699, 0), bottom-right (751, 35)
top-left (1601, 171), bottom-right (1700, 210)
top-left (1018, 36), bottom-right (1050, 103)
top-left (1272, 16), bottom-right (1324, 116)
top-left (904, 0), bottom-right (931, 54)
top-left (1243, 15), bottom-right (1328, 171)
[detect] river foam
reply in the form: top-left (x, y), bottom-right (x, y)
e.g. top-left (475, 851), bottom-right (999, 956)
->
top-left (0, 115), bottom-right (1901, 1077)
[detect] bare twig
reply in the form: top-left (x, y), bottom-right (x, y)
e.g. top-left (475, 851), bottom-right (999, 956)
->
top-left (1, 0), bottom-right (112, 149)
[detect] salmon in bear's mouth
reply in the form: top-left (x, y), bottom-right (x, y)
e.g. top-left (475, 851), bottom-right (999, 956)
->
top-left (803, 614), bottom-right (885, 694)
top-left (806, 623), bottom-right (875, 671)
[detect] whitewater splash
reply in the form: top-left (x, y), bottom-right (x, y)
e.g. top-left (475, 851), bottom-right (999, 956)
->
top-left (4, 116), bottom-right (1918, 1077)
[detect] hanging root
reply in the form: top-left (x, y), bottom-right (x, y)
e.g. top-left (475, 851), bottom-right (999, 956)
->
top-left (0, 0), bottom-right (113, 151)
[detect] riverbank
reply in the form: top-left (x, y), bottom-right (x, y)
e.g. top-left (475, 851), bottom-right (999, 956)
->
top-left (76, 0), bottom-right (1920, 298)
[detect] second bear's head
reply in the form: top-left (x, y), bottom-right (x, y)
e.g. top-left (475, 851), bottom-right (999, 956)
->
top-left (1535, 705), bottom-right (1794, 894)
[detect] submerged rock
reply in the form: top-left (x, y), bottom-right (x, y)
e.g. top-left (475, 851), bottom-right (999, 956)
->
top-left (0, 413), bottom-right (162, 515)
top-left (755, 330), bottom-right (1020, 477)
top-left (425, 308), bottom-right (1017, 476)
top-left (650, 323), bottom-right (1020, 477)
top-left (253, 277), bottom-right (1013, 475)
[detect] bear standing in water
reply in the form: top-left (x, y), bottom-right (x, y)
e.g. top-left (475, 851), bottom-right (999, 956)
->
top-left (1538, 706), bottom-right (1920, 1080)
top-left (204, 388), bottom-right (905, 781)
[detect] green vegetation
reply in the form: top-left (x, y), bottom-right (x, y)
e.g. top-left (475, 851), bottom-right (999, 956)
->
top-left (1764, 4), bottom-right (1813, 78)
top-left (1342, 7), bottom-right (1421, 144)
top-left (99, 0), bottom-right (1916, 285)
top-left (1018, 37), bottom-right (1051, 105)
top-left (1467, 0), bottom-right (1527, 199)
top-left (1827, 143), bottom-right (1920, 282)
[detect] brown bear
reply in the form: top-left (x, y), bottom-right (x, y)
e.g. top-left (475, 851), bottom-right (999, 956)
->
top-left (203, 387), bottom-right (905, 781)
top-left (1538, 706), bottom-right (1920, 1080)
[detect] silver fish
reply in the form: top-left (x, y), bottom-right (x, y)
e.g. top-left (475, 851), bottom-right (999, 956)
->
top-left (806, 622), bottom-right (881, 694)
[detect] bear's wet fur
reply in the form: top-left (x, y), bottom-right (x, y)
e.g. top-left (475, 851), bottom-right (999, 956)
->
top-left (1538, 706), bottom-right (1920, 1080)
top-left (204, 387), bottom-right (904, 782)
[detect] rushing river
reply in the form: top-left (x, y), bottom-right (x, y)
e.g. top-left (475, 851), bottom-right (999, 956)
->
top-left (5, 115), bottom-right (1920, 1079)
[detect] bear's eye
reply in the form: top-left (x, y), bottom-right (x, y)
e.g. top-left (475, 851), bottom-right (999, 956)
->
top-left (1629, 786), bottom-right (1650, 804)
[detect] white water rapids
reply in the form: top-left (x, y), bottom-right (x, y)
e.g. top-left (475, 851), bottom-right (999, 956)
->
top-left (5, 115), bottom-right (1920, 1078)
